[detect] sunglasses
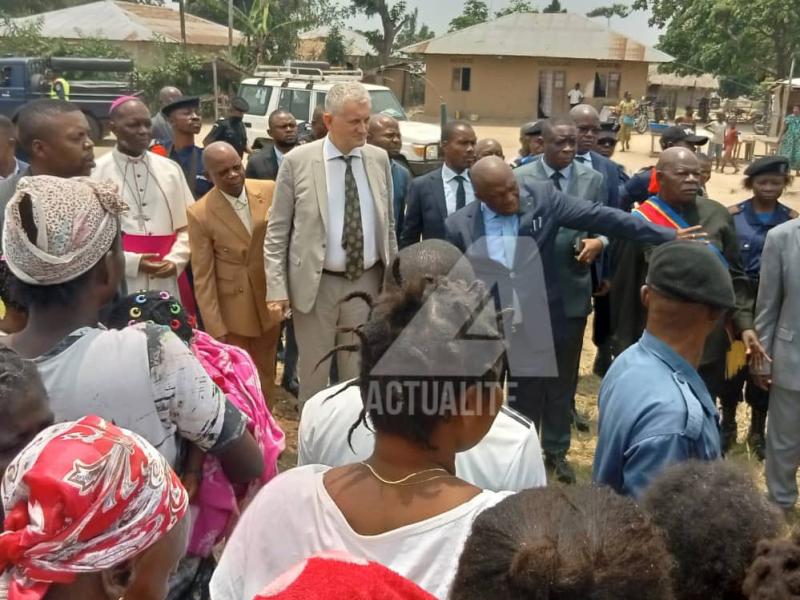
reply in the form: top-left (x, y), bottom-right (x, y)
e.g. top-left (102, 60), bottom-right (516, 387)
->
top-left (597, 139), bottom-right (617, 147)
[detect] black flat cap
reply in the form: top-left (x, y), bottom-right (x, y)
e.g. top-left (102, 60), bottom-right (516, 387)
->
top-left (231, 96), bottom-right (250, 113)
top-left (162, 96), bottom-right (200, 117)
top-left (661, 125), bottom-right (708, 147)
top-left (646, 240), bottom-right (735, 310)
top-left (521, 121), bottom-right (542, 136)
top-left (744, 155), bottom-right (790, 178)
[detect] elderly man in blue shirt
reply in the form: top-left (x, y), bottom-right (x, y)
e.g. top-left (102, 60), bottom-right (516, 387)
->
top-left (593, 240), bottom-right (735, 498)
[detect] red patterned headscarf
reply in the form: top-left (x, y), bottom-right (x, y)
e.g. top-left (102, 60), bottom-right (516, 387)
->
top-left (0, 416), bottom-right (189, 600)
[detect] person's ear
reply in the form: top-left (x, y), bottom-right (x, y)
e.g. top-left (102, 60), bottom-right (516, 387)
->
top-left (322, 112), bottom-right (333, 130)
top-left (30, 139), bottom-right (47, 161)
top-left (640, 285), bottom-right (650, 308)
top-left (100, 559), bottom-right (133, 600)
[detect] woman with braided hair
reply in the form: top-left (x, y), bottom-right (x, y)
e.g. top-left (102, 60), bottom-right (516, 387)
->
top-left (211, 276), bottom-right (513, 600)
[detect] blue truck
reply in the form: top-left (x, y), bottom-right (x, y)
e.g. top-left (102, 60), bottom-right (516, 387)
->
top-left (0, 56), bottom-right (140, 142)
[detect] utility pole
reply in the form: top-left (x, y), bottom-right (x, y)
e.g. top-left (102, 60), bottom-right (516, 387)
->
top-left (228, 0), bottom-right (233, 54)
top-left (779, 55), bottom-right (796, 137)
top-left (178, 0), bottom-right (187, 48)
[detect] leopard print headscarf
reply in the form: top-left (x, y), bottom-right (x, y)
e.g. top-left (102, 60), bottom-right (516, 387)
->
top-left (2, 176), bottom-right (127, 285)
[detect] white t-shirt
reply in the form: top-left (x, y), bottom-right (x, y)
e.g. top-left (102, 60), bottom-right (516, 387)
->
top-left (298, 382), bottom-right (547, 492)
top-left (33, 324), bottom-right (246, 467)
top-left (568, 88), bottom-right (584, 104)
top-left (209, 465), bottom-right (513, 600)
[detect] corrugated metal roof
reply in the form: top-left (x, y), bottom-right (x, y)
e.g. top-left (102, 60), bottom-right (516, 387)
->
top-left (648, 65), bottom-right (719, 89)
top-left (8, 0), bottom-right (243, 46)
top-left (402, 12), bottom-right (672, 63)
top-left (299, 26), bottom-right (372, 57)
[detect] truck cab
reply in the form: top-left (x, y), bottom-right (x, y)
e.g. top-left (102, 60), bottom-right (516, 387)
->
top-left (0, 56), bottom-right (138, 142)
top-left (238, 64), bottom-right (441, 176)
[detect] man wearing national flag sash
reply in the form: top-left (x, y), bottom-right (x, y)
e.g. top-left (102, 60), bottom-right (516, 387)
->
top-left (609, 148), bottom-right (765, 420)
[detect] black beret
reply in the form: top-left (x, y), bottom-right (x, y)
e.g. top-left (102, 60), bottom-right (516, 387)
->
top-left (744, 155), bottom-right (790, 178)
top-left (521, 121), bottom-right (542, 136)
top-left (162, 96), bottom-right (200, 117)
top-left (231, 96), bottom-right (250, 113)
top-left (646, 240), bottom-right (735, 310)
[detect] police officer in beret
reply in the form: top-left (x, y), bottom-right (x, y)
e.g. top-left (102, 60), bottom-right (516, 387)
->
top-left (204, 96), bottom-right (251, 158)
top-left (512, 121), bottom-right (544, 168)
top-left (719, 156), bottom-right (798, 458)
top-left (594, 240), bottom-right (733, 498)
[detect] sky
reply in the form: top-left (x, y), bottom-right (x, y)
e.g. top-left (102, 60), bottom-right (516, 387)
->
top-left (347, 0), bottom-right (662, 47)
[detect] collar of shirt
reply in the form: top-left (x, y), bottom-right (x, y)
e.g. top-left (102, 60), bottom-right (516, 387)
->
top-left (112, 146), bottom-right (148, 164)
top-left (274, 147), bottom-right (284, 165)
top-left (541, 160), bottom-right (573, 181)
top-left (480, 201), bottom-right (519, 222)
top-left (323, 135), bottom-right (362, 162)
top-left (220, 188), bottom-right (248, 207)
top-left (442, 163), bottom-right (471, 184)
top-left (639, 330), bottom-right (716, 411)
top-left (575, 152), bottom-right (593, 167)
top-left (0, 157), bottom-right (21, 181)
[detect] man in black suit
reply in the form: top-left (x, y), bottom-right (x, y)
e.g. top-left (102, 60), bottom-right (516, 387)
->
top-left (245, 109), bottom-right (298, 181)
top-left (445, 157), bottom-right (703, 482)
top-left (399, 120), bottom-right (476, 247)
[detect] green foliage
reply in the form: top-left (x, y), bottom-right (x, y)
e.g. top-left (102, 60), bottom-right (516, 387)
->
top-left (586, 3), bottom-right (631, 25)
top-left (495, 0), bottom-right (537, 17)
top-left (395, 7), bottom-right (434, 48)
top-left (448, 0), bottom-right (488, 31)
top-left (135, 38), bottom-right (206, 104)
top-left (351, 0), bottom-right (411, 65)
top-left (324, 25), bottom-right (346, 65)
top-left (633, 0), bottom-right (800, 96)
top-left (542, 0), bottom-right (566, 13)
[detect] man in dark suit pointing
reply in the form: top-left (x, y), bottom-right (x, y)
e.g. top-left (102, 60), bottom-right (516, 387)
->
top-left (445, 157), bottom-right (705, 481)
top-left (400, 120), bottom-right (476, 247)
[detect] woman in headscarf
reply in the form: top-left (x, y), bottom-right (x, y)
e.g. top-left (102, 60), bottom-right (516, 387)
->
top-left (0, 415), bottom-right (189, 600)
top-left (1, 176), bottom-right (263, 483)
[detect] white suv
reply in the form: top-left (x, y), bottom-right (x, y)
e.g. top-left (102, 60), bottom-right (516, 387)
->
top-left (238, 65), bottom-right (442, 175)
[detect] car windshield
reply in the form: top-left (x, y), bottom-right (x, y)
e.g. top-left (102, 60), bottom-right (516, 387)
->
top-left (369, 90), bottom-right (407, 121)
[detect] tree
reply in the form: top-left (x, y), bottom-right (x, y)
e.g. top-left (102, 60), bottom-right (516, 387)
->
top-left (586, 3), bottom-right (631, 27)
top-left (542, 0), bottom-right (566, 13)
top-left (395, 7), bottom-right (434, 49)
top-left (324, 24), bottom-right (346, 65)
top-left (448, 0), bottom-right (488, 32)
top-left (495, 0), bottom-right (536, 17)
top-left (351, 0), bottom-right (410, 66)
top-left (632, 0), bottom-right (800, 95)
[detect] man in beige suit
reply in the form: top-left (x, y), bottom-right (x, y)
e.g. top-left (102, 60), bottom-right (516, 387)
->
top-left (188, 141), bottom-right (281, 398)
top-left (264, 81), bottom-right (398, 403)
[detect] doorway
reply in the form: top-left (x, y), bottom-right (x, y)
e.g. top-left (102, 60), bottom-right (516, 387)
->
top-left (538, 69), bottom-right (567, 118)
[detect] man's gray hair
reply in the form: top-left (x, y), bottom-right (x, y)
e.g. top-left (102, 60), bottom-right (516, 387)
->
top-left (325, 82), bottom-right (371, 114)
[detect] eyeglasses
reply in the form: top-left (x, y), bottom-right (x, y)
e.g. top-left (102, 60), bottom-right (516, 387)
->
top-left (597, 139), bottom-right (617, 147)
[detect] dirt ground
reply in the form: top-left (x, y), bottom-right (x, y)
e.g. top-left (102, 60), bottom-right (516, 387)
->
top-left (267, 125), bottom-right (785, 488)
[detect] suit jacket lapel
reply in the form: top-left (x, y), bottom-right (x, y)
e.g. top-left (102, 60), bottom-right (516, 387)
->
top-left (467, 203), bottom-right (488, 257)
top-left (313, 147), bottom-right (328, 232)
top-left (209, 189), bottom-right (250, 245)
top-left (434, 169), bottom-right (448, 220)
top-left (246, 181), bottom-right (268, 225)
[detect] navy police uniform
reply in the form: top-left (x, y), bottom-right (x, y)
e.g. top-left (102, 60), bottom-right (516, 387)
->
top-left (719, 155), bottom-right (798, 457)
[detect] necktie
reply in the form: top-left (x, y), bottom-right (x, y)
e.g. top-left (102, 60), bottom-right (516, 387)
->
top-left (576, 155), bottom-right (588, 163)
top-left (551, 171), bottom-right (563, 191)
top-left (455, 174), bottom-right (467, 210)
top-left (340, 156), bottom-right (364, 281)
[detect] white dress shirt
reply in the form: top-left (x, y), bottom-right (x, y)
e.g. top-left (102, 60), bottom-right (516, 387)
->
top-left (221, 188), bottom-right (252, 233)
top-left (441, 163), bottom-right (476, 215)
top-left (575, 152), bottom-right (594, 170)
top-left (274, 147), bottom-right (284, 166)
top-left (322, 136), bottom-right (378, 272)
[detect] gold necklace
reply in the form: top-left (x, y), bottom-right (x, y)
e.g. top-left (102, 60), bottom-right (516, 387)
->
top-left (360, 462), bottom-right (454, 486)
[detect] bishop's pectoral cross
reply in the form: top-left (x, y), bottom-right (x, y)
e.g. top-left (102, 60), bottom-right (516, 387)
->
top-left (132, 212), bottom-right (151, 229)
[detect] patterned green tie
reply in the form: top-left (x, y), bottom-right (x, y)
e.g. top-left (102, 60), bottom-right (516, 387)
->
top-left (340, 155), bottom-right (364, 280)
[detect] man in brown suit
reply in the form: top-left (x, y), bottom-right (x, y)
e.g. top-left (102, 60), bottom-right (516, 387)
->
top-left (188, 141), bottom-right (281, 397)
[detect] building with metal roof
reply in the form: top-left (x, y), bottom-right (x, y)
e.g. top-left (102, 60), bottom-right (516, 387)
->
top-left (297, 26), bottom-right (373, 65)
top-left (401, 11), bottom-right (673, 121)
top-left (6, 0), bottom-right (243, 66)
